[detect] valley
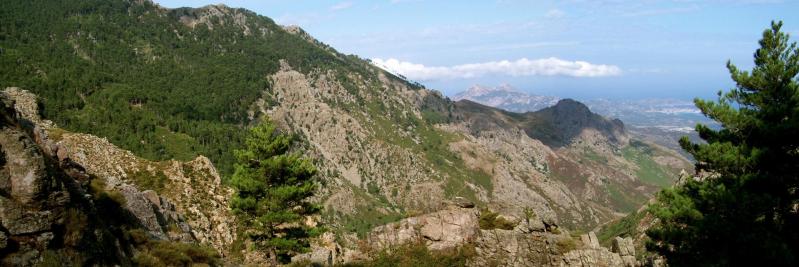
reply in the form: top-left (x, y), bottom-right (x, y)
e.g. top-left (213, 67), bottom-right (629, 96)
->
top-left (453, 84), bottom-right (716, 155)
top-left (0, 0), bottom-right (712, 266)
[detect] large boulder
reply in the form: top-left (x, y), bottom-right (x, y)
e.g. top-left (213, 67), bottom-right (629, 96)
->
top-left (561, 247), bottom-right (625, 267)
top-left (368, 206), bottom-right (479, 251)
top-left (473, 228), bottom-right (563, 266)
top-left (580, 232), bottom-right (601, 249)
top-left (0, 128), bottom-right (48, 205)
top-left (559, 232), bottom-right (639, 267)
top-left (612, 237), bottom-right (635, 256)
top-left (612, 237), bottom-right (637, 267)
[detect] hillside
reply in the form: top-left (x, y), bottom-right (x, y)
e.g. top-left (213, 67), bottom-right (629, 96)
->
top-left (0, 0), bottom-right (691, 264)
top-left (0, 88), bottom-right (226, 266)
top-left (452, 85), bottom-right (713, 154)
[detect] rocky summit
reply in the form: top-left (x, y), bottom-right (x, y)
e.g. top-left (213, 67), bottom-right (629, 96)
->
top-left (452, 84), bottom-right (561, 113)
top-left (0, 0), bottom-right (692, 266)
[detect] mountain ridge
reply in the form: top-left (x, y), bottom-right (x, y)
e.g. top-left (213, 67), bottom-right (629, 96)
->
top-left (0, 0), bottom-right (691, 265)
top-left (453, 84), bottom-right (560, 112)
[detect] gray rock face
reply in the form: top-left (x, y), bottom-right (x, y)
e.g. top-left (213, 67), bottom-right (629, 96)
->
top-left (117, 184), bottom-right (195, 242)
top-left (0, 128), bottom-right (48, 205)
top-left (291, 247), bottom-right (333, 266)
top-left (560, 232), bottom-right (639, 267)
top-left (0, 88), bottom-right (210, 265)
top-left (368, 206), bottom-right (480, 251)
top-left (1, 88), bottom-right (238, 264)
top-left (580, 232), bottom-right (601, 249)
top-left (0, 201), bottom-right (56, 235)
top-left (352, 206), bottom-right (639, 267)
top-left (0, 93), bottom-right (95, 265)
top-left (613, 237), bottom-right (637, 267)
top-left (612, 237), bottom-right (636, 257)
top-left (561, 247), bottom-right (625, 267)
top-left (514, 215), bottom-right (547, 233)
top-left (473, 228), bottom-right (566, 267)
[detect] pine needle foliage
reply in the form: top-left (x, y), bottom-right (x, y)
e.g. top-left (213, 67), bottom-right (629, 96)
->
top-left (647, 21), bottom-right (799, 267)
top-left (230, 119), bottom-right (324, 264)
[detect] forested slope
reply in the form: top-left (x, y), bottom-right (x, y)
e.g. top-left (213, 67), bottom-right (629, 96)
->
top-left (0, 0), bottom-right (419, 175)
top-left (0, 0), bottom-right (689, 238)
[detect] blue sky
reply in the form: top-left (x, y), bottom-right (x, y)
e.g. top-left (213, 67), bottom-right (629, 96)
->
top-left (155, 0), bottom-right (798, 100)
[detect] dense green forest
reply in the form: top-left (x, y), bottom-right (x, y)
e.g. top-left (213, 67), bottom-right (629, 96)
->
top-left (0, 0), bottom-right (413, 175)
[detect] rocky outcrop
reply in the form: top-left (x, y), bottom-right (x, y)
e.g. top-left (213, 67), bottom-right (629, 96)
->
top-left (2, 3), bottom-right (693, 263)
top-left (0, 89), bottom-right (132, 266)
top-left (308, 203), bottom-right (638, 267)
top-left (1, 88), bottom-right (236, 262)
top-left (452, 84), bottom-right (560, 113)
top-left (50, 128), bottom-right (236, 252)
top-left (475, 228), bottom-right (639, 267)
top-left (473, 228), bottom-right (562, 266)
top-left (559, 232), bottom-right (632, 267)
top-left (368, 205), bottom-right (480, 251)
top-left (613, 237), bottom-right (637, 266)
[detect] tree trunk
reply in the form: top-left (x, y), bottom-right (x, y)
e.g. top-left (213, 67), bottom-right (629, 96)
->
top-left (269, 249), bottom-right (278, 266)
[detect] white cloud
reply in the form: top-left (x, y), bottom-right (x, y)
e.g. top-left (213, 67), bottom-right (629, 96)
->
top-left (371, 57), bottom-right (622, 81)
top-left (330, 1), bottom-right (353, 11)
top-left (545, 9), bottom-right (565, 18)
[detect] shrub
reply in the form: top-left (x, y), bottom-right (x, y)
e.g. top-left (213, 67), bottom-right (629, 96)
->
top-left (555, 237), bottom-right (577, 253)
top-left (89, 178), bottom-right (127, 206)
top-left (478, 210), bottom-right (516, 230)
top-left (346, 241), bottom-right (475, 267)
top-left (127, 229), bottom-right (221, 267)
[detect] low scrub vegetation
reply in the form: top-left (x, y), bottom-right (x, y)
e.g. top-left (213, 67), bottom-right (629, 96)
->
top-left (342, 241), bottom-right (475, 267)
top-left (478, 210), bottom-right (516, 230)
top-left (127, 229), bottom-right (221, 267)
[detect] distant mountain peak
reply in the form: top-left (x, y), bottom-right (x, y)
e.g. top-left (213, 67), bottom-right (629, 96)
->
top-left (551, 98), bottom-right (591, 115)
top-left (453, 84), bottom-right (560, 113)
top-left (460, 83), bottom-right (516, 97)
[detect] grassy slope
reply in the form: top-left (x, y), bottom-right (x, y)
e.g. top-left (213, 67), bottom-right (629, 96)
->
top-left (622, 140), bottom-right (677, 188)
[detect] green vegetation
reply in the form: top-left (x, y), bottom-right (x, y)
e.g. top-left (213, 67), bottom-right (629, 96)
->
top-left (647, 22), bottom-right (799, 266)
top-left (362, 95), bottom-right (493, 203)
top-left (0, 0), bottom-right (421, 176)
top-left (342, 241), bottom-right (475, 267)
top-left (230, 120), bottom-right (324, 264)
top-left (597, 210), bottom-right (646, 246)
top-left (340, 209), bottom-right (404, 239)
top-left (622, 140), bottom-right (674, 188)
top-left (127, 229), bottom-right (221, 267)
top-left (128, 168), bottom-right (168, 193)
top-left (582, 147), bottom-right (608, 163)
top-left (604, 183), bottom-right (646, 213)
top-left (336, 186), bottom-right (405, 238)
top-left (478, 209), bottom-right (516, 230)
top-left (555, 237), bottom-right (578, 253)
top-left (0, 2), bottom-right (499, 258)
top-left (88, 178), bottom-right (127, 207)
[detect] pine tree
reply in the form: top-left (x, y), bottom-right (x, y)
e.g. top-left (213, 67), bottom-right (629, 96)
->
top-left (647, 21), bottom-right (799, 266)
top-left (230, 119), bottom-right (323, 264)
